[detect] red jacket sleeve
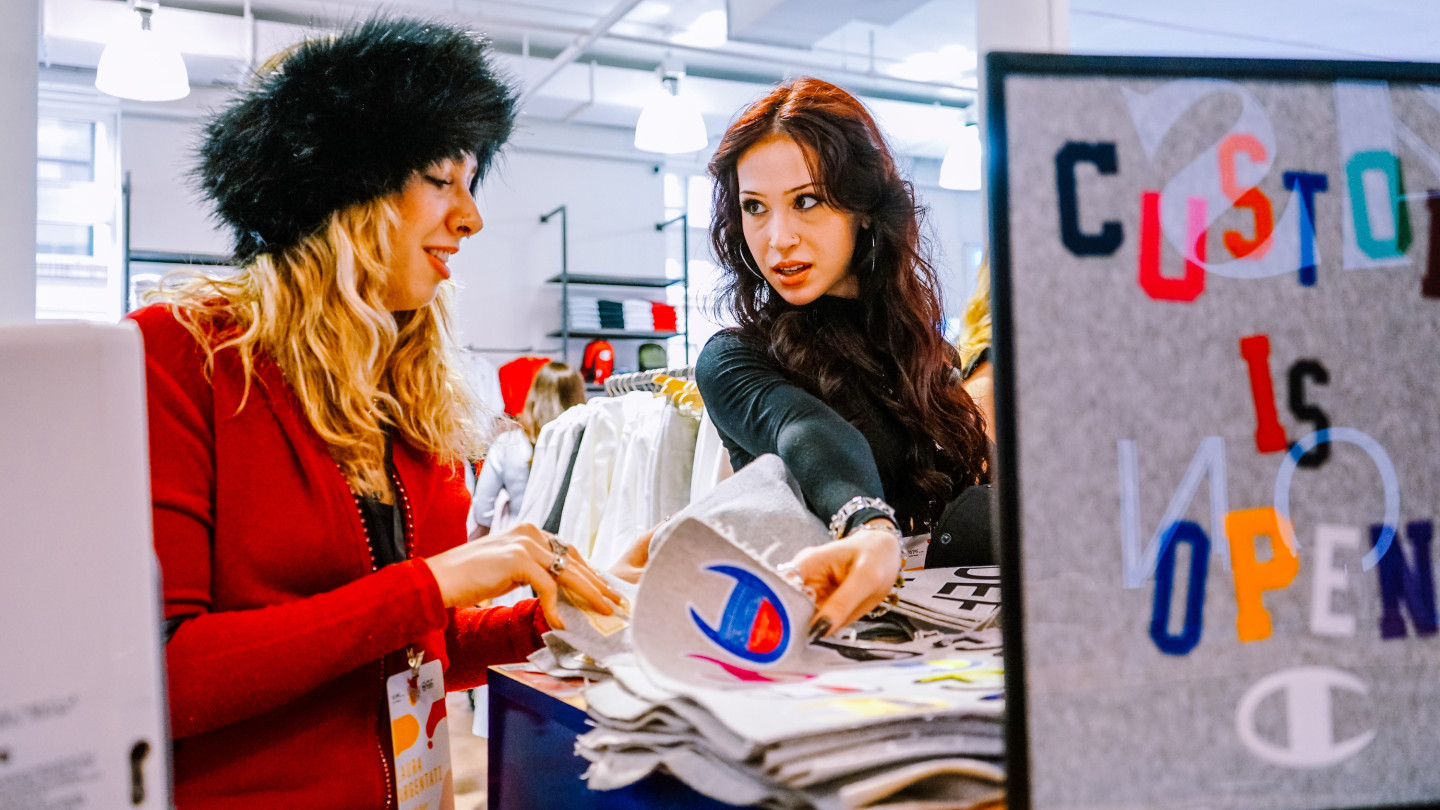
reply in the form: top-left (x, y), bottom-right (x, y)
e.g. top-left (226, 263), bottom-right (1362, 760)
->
top-left (443, 599), bottom-right (550, 690)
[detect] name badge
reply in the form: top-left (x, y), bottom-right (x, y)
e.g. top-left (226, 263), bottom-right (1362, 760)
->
top-left (386, 654), bottom-right (453, 810)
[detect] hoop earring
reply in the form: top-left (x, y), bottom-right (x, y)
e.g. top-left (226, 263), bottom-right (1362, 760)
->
top-left (869, 230), bottom-right (877, 276)
top-left (739, 245), bottom-right (765, 281)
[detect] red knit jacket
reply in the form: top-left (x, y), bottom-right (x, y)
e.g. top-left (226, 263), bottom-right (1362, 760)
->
top-left (131, 304), bottom-right (546, 809)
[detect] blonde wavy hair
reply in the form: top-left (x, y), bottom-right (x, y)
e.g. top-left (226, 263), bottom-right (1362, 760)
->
top-left (957, 259), bottom-right (992, 373)
top-left (152, 194), bottom-right (485, 497)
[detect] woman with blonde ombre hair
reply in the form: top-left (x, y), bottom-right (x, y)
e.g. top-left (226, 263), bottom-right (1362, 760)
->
top-left (957, 260), bottom-right (995, 442)
top-left (129, 18), bottom-right (618, 807)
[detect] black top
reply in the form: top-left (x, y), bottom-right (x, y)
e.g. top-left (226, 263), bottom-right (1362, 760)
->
top-left (961, 346), bottom-right (991, 381)
top-left (354, 435), bottom-right (407, 568)
top-left (355, 494), bottom-right (406, 568)
top-left (695, 296), bottom-right (914, 534)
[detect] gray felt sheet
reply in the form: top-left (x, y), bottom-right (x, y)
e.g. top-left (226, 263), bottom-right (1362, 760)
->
top-left (1000, 70), bottom-right (1440, 810)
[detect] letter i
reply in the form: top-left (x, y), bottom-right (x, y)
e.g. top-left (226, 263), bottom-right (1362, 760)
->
top-left (1425, 192), bottom-right (1440, 299)
top-left (1239, 334), bottom-right (1288, 453)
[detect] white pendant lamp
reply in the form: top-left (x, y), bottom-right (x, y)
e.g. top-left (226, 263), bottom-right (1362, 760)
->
top-left (939, 123), bottom-right (982, 191)
top-left (634, 74), bottom-right (708, 155)
top-left (95, 1), bottom-right (191, 102)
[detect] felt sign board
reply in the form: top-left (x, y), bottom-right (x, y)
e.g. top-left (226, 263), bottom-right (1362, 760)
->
top-left (987, 53), bottom-right (1440, 810)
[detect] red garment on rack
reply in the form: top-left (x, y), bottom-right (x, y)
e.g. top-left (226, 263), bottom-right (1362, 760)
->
top-left (651, 302), bottom-right (678, 332)
top-left (498, 355), bottom-right (551, 416)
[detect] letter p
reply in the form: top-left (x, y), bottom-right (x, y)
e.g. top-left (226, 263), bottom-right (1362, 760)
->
top-left (1227, 507), bottom-right (1300, 642)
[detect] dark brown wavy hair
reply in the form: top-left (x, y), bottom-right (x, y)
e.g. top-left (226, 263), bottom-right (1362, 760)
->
top-left (708, 77), bottom-right (988, 531)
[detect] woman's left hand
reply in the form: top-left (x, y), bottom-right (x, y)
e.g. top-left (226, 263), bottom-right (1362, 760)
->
top-left (787, 524), bottom-right (902, 640)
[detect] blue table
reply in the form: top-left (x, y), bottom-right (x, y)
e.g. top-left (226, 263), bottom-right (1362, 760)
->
top-left (487, 665), bottom-right (749, 809)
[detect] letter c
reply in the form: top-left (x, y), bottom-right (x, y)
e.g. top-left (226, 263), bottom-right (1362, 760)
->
top-left (1056, 141), bottom-right (1123, 256)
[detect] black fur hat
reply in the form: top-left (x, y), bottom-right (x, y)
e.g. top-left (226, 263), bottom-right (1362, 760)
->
top-left (198, 17), bottom-right (517, 263)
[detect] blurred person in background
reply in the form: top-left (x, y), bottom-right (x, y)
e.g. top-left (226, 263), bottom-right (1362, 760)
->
top-left (470, 361), bottom-right (586, 539)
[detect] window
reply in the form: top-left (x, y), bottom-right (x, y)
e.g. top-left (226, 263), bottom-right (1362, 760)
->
top-left (35, 90), bottom-right (123, 322)
top-left (37, 119), bottom-right (96, 182)
top-left (663, 171), bottom-right (731, 364)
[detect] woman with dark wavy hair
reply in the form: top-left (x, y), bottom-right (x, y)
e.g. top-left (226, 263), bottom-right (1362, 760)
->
top-left (696, 76), bottom-right (990, 640)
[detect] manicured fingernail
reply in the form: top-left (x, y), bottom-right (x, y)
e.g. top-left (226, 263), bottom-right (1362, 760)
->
top-left (808, 618), bottom-right (831, 644)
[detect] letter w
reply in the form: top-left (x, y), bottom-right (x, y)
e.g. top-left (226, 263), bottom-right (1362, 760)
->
top-left (1119, 436), bottom-right (1230, 589)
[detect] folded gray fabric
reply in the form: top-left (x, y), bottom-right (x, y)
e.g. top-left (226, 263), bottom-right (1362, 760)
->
top-left (526, 633), bottom-right (608, 679)
top-left (634, 516), bottom-right (851, 690)
top-left (648, 453), bottom-right (829, 566)
top-left (547, 571), bottom-right (638, 667)
top-left (893, 566), bottom-right (1002, 632)
top-left (829, 758), bottom-right (1005, 810)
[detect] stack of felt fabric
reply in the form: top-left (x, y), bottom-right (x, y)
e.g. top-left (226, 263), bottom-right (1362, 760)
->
top-left (597, 299), bottom-right (626, 329)
top-left (567, 295), bottom-right (602, 330)
top-left (893, 566), bottom-right (1001, 633)
top-left (579, 652), bottom-right (1005, 810)
top-left (651, 301), bottom-right (678, 332)
top-left (623, 299), bottom-right (655, 331)
top-left (533, 457), bottom-right (1006, 810)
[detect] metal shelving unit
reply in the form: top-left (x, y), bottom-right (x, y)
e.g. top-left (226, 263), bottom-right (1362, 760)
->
top-left (539, 205), bottom-right (689, 364)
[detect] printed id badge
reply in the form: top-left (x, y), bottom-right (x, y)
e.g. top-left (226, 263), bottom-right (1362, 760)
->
top-left (386, 653), bottom-right (453, 810)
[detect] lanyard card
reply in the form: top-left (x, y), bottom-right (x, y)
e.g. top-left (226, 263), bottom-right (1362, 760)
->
top-left (386, 658), bottom-right (452, 810)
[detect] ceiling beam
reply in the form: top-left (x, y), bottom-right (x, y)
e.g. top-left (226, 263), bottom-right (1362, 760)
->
top-left (518, 0), bottom-right (646, 105)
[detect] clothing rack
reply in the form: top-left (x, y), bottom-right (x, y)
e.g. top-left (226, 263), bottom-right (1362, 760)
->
top-left (460, 345), bottom-right (561, 355)
top-left (603, 365), bottom-right (695, 396)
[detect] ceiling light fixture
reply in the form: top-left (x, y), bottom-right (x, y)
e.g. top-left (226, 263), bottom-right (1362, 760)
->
top-left (634, 67), bottom-right (708, 155)
top-left (95, 0), bottom-right (190, 102)
top-left (939, 122), bottom-right (981, 191)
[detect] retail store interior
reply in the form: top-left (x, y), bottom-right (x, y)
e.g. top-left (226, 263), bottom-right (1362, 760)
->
top-left (4, 1), bottom-right (1440, 809)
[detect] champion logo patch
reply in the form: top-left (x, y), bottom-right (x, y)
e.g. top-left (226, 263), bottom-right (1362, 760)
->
top-left (688, 564), bottom-right (791, 664)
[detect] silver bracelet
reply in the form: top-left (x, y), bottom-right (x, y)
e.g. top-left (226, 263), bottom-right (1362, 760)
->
top-left (828, 496), bottom-right (897, 540)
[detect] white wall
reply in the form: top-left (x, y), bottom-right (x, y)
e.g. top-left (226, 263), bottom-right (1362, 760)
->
top-left (457, 122), bottom-right (668, 366)
top-left (122, 112), bottom-right (229, 256)
top-left (106, 95), bottom-right (980, 362)
top-left (1, 0), bottom-right (38, 324)
top-left (111, 97), bottom-right (671, 366)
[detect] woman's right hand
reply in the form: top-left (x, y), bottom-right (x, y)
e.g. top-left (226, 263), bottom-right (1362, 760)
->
top-left (424, 523), bottom-right (622, 630)
top-left (609, 520), bottom-right (663, 584)
top-left (787, 522), bottom-right (903, 639)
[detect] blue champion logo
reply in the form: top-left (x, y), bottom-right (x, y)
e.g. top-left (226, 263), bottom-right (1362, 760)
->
top-left (688, 564), bottom-right (791, 664)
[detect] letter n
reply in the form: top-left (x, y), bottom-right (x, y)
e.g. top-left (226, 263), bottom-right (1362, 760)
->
top-left (1119, 436), bottom-right (1229, 588)
top-left (1374, 520), bottom-right (1438, 639)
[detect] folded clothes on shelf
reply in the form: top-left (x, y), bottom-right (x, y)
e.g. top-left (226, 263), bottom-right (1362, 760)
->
top-left (623, 299), bottom-right (655, 331)
top-left (597, 299), bottom-right (626, 329)
top-left (651, 302), bottom-right (678, 332)
top-left (566, 295), bottom-right (602, 329)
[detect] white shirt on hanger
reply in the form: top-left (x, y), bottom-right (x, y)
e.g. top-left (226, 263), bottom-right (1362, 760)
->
top-left (589, 394), bottom-right (667, 569)
top-left (690, 409), bottom-right (733, 504)
top-left (513, 403), bottom-right (589, 529)
top-left (587, 395), bottom-right (701, 570)
top-left (558, 393), bottom-right (634, 559)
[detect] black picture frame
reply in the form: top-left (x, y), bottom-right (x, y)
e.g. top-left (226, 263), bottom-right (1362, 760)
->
top-left (987, 50), bottom-right (1440, 810)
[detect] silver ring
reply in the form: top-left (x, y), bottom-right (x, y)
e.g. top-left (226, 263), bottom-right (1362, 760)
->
top-left (549, 552), bottom-right (567, 576)
top-left (548, 534), bottom-right (570, 557)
